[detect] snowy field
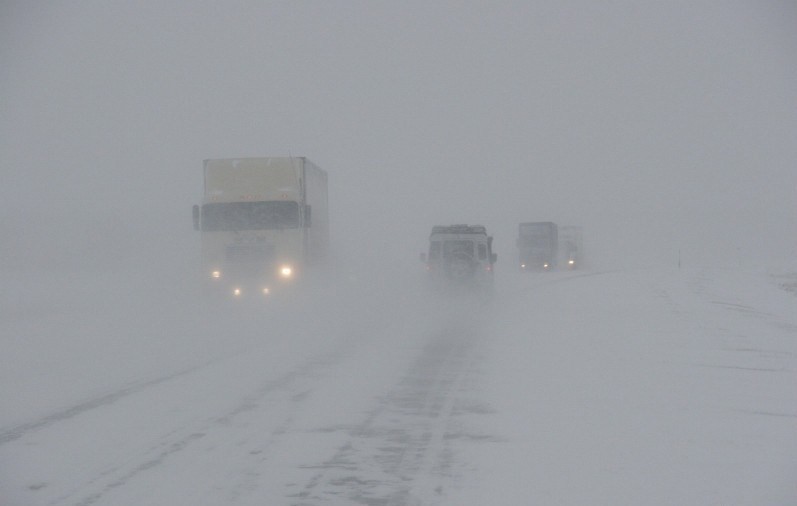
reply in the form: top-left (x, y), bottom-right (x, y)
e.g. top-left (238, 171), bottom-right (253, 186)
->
top-left (1, 266), bottom-right (795, 505)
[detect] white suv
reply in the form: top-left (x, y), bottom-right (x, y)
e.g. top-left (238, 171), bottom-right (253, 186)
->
top-left (422, 225), bottom-right (496, 290)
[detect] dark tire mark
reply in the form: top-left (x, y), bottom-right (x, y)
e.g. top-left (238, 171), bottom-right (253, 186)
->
top-left (0, 361), bottom-right (216, 445)
top-left (291, 326), bottom-right (478, 505)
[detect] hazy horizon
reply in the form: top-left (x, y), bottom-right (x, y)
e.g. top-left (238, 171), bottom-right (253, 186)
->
top-left (2, 1), bottom-right (796, 275)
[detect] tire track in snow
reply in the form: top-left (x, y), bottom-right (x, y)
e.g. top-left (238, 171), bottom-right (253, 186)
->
top-left (58, 343), bottom-right (361, 506)
top-left (0, 360), bottom-right (219, 446)
top-left (290, 324), bottom-right (479, 505)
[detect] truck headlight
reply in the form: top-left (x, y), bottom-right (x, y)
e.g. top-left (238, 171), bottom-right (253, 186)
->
top-left (211, 270), bottom-right (221, 279)
top-left (279, 266), bottom-right (293, 278)
top-left (233, 287), bottom-right (242, 297)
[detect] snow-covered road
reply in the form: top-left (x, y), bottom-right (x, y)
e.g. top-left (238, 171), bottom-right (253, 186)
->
top-left (2, 267), bottom-right (795, 505)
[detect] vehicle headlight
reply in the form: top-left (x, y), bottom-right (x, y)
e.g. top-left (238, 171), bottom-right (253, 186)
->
top-left (233, 287), bottom-right (242, 297)
top-left (211, 270), bottom-right (221, 279)
top-left (279, 266), bottom-right (293, 278)
top-left (568, 259), bottom-right (575, 265)
top-left (262, 287), bottom-right (270, 295)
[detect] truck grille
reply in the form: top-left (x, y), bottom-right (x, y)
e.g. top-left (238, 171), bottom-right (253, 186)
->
top-left (225, 243), bottom-right (274, 263)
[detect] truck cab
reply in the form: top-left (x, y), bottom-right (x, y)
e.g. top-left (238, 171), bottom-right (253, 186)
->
top-left (192, 157), bottom-right (328, 298)
top-left (517, 221), bottom-right (558, 271)
top-left (423, 225), bottom-right (496, 290)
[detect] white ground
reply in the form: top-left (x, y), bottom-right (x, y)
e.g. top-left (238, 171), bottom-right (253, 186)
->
top-left (1, 266), bottom-right (795, 505)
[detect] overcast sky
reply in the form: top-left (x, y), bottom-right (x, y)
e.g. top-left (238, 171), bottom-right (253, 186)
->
top-left (2, 1), bottom-right (796, 275)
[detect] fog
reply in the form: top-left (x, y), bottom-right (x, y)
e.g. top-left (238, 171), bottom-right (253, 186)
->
top-left (2, 2), bottom-right (797, 504)
top-left (2, 1), bottom-right (796, 278)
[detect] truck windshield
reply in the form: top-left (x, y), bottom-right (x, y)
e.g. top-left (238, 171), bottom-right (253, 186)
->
top-left (519, 234), bottom-right (550, 243)
top-left (201, 201), bottom-right (299, 231)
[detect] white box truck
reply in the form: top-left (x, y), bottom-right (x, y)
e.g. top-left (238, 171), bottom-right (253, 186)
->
top-left (517, 222), bottom-right (558, 271)
top-left (559, 225), bottom-right (583, 270)
top-left (192, 157), bottom-right (328, 297)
